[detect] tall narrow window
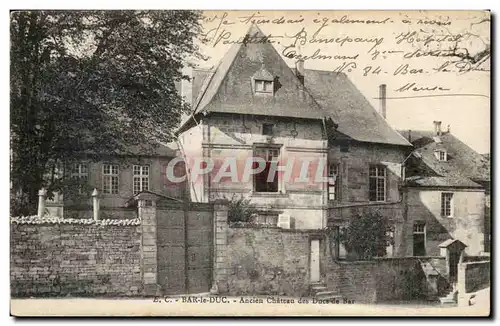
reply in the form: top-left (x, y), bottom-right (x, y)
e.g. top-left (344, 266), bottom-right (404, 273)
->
top-left (103, 164), bottom-right (119, 194)
top-left (332, 226), bottom-right (347, 260)
top-left (369, 165), bottom-right (386, 202)
top-left (413, 222), bottom-right (426, 256)
top-left (71, 163), bottom-right (88, 194)
top-left (133, 165), bottom-right (149, 193)
top-left (328, 163), bottom-right (340, 201)
top-left (441, 192), bottom-right (453, 217)
top-left (385, 227), bottom-right (395, 258)
top-left (253, 147), bottom-right (280, 193)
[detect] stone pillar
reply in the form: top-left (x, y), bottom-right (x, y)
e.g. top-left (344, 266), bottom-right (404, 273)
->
top-left (211, 200), bottom-right (229, 294)
top-left (457, 262), bottom-right (467, 307)
top-left (37, 188), bottom-right (47, 217)
top-left (92, 188), bottom-right (100, 221)
top-left (138, 197), bottom-right (159, 296)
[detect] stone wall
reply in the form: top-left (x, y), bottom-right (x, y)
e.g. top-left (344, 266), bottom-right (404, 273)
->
top-left (460, 261), bottom-right (490, 293)
top-left (10, 217), bottom-right (142, 297)
top-left (323, 238), bottom-right (449, 304)
top-left (223, 226), bottom-right (323, 297)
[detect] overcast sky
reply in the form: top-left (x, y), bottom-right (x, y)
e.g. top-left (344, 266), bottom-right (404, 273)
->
top-left (193, 10), bottom-right (490, 153)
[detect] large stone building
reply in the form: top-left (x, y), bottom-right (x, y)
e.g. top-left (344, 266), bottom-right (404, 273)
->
top-left (398, 123), bottom-right (490, 256)
top-left (177, 24), bottom-right (413, 260)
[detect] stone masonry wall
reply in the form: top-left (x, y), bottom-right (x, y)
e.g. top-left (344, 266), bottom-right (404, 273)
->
top-left (461, 261), bottom-right (490, 293)
top-left (224, 226), bottom-right (322, 297)
top-left (10, 218), bottom-right (142, 297)
top-left (323, 235), bottom-right (448, 303)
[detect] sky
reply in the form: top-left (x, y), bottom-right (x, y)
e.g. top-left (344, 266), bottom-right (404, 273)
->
top-left (192, 10), bottom-right (490, 153)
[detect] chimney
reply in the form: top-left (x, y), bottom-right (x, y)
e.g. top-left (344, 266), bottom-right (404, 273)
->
top-left (433, 121), bottom-right (442, 136)
top-left (295, 59), bottom-right (304, 84)
top-left (379, 84), bottom-right (387, 119)
top-left (447, 124), bottom-right (451, 133)
top-left (180, 65), bottom-right (193, 107)
top-left (408, 129), bottom-right (412, 142)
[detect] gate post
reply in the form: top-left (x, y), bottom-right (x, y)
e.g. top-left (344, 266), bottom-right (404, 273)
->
top-left (211, 199), bottom-right (229, 294)
top-left (136, 192), bottom-right (160, 296)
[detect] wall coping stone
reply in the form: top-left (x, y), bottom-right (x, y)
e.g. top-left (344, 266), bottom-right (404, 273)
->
top-left (10, 215), bottom-right (141, 226)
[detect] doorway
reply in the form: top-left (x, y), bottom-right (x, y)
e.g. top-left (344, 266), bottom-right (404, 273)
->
top-left (310, 239), bottom-right (320, 282)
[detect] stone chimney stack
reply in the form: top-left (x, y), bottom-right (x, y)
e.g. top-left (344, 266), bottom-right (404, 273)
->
top-left (379, 84), bottom-right (387, 119)
top-left (433, 121), bottom-right (442, 136)
top-left (180, 65), bottom-right (193, 107)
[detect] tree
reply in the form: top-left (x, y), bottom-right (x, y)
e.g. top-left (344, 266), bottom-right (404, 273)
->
top-left (335, 210), bottom-right (394, 260)
top-left (10, 10), bottom-right (204, 215)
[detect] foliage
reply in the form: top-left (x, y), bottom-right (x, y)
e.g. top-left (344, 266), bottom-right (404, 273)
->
top-left (332, 210), bottom-right (394, 260)
top-left (10, 10), bottom-right (204, 215)
top-left (227, 194), bottom-right (259, 223)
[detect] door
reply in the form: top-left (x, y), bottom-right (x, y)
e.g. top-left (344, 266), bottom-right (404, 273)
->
top-left (310, 239), bottom-right (320, 282)
top-left (449, 250), bottom-right (460, 282)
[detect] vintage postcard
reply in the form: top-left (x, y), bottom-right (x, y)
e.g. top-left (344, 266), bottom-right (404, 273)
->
top-left (10, 10), bottom-right (490, 317)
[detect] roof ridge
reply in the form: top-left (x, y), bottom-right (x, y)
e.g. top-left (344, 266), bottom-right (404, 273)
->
top-left (194, 42), bottom-right (243, 115)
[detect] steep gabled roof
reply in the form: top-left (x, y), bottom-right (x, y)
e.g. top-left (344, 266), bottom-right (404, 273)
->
top-left (303, 69), bottom-right (411, 146)
top-left (180, 25), bottom-right (411, 147)
top-left (398, 130), bottom-right (490, 188)
top-left (187, 24), bottom-right (326, 121)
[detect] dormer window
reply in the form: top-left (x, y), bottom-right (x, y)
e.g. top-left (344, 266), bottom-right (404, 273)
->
top-left (252, 64), bottom-right (274, 95)
top-left (435, 150), bottom-right (447, 161)
top-left (255, 80), bottom-right (273, 93)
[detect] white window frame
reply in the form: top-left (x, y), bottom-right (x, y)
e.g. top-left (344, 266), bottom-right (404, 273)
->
top-left (441, 192), bottom-right (454, 217)
top-left (333, 225), bottom-right (347, 260)
top-left (102, 164), bottom-right (119, 195)
top-left (253, 146), bottom-right (281, 193)
top-left (71, 163), bottom-right (89, 194)
top-left (328, 163), bottom-right (340, 201)
top-left (435, 150), bottom-right (447, 161)
top-left (369, 165), bottom-right (387, 202)
top-left (255, 79), bottom-right (273, 94)
top-left (413, 222), bottom-right (426, 255)
top-left (133, 165), bottom-right (150, 194)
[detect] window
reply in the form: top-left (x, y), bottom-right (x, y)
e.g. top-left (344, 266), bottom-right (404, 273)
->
top-left (369, 165), bottom-right (386, 202)
top-left (413, 222), bottom-right (426, 256)
top-left (339, 141), bottom-right (350, 153)
top-left (435, 150), bottom-right (447, 161)
top-left (253, 146), bottom-right (280, 193)
top-left (262, 123), bottom-right (274, 136)
top-left (71, 163), bottom-right (88, 194)
top-left (103, 164), bottom-right (119, 194)
top-left (133, 165), bottom-right (149, 193)
top-left (328, 163), bottom-right (340, 201)
top-left (441, 192), bottom-right (453, 217)
top-left (255, 212), bottom-right (279, 225)
top-left (255, 79), bottom-right (273, 93)
top-left (332, 226), bottom-right (347, 260)
top-left (385, 227), bottom-right (395, 258)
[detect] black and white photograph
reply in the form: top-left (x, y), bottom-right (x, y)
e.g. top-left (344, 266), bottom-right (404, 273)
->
top-left (8, 9), bottom-right (491, 317)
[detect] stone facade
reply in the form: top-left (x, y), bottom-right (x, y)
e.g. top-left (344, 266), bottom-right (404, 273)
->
top-left (404, 187), bottom-right (486, 256)
top-left (63, 156), bottom-right (186, 209)
top-left (180, 113), bottom-right (328, 229)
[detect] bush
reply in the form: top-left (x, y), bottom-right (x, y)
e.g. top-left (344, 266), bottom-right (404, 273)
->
top-left (227, 195), bottom-right (259, 223)
top-left (335, 210), bottom-right (394, 260)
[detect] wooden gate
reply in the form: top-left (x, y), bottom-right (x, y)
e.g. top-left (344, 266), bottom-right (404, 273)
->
top-left (156, 203), bottom-right (213, 295)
